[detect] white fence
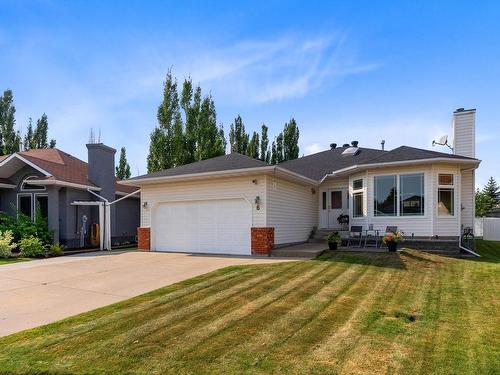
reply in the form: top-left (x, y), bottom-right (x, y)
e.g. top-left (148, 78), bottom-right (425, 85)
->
top-left (475, 217), bottom-right (500, 241)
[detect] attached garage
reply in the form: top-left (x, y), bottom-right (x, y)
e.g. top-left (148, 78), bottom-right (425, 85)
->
top-left (153, 198), bottom-right (252, 255)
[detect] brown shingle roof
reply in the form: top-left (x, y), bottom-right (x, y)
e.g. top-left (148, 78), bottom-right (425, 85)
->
top-left (2, 148), bottom-right (138, 193)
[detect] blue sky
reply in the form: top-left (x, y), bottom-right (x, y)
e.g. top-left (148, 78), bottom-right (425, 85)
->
top-left (0, 0), bottom-right (498, 187)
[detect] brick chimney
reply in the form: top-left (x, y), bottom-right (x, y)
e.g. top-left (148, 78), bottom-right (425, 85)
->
top-left (452, 108), bottom-right (476, 158)
top-left (86, 143), bottom-right (116, 201)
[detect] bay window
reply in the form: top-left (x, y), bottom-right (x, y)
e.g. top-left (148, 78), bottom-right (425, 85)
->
top-left (372, 173), bottom-right (425, 217)
top-left (352, 179), bottom-right (364, 217)
top-left (374, 175), bottom-right (397, 216)
top-left (438, 174), bottom-right (454, 216)
top-left (400, 173), bottom-right (425, 216)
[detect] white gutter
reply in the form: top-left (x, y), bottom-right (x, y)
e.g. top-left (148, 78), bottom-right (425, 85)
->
top-left (30, 179), bottom-right (102, 191)
top-left (459, 245), bottom-right (480, 257)
top-left (321, 157), bottom-right (481, 181)
top-left (0, 183), bottom-right (16, 189)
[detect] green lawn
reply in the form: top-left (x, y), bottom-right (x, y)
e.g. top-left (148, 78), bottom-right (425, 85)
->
top-left (0, 257), bottom-right (30, 265)
top-left (0, 242), bottom-right (498, 375)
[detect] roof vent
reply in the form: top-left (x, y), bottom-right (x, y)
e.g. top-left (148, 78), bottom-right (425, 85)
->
top-left (342, 147), bottom-right (360, 156)
top-left (351, 141), bottom-right (359, 147)
top-left (342, 143), bottom-right (350, 147)
top-left (330, 143), bottom-right (337, 150)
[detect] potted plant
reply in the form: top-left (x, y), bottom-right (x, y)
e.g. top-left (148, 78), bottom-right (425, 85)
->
top-left (382, 231), bottom-right (404, 252)
top-left (325, 232), bottom-right (341, 250)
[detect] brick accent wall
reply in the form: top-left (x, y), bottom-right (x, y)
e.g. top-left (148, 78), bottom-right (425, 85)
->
top-left (137, 227), bottom-right (151, 251)
top-left (251, 227), bottom-right (274, 255)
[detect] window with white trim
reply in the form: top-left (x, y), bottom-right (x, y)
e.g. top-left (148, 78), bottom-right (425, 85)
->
top-left (372, 173), bottom-right (425, 217)
top-left (352, 179), bottom-right (364, 218)
top-left (438, 174), bottom-right (454, 216)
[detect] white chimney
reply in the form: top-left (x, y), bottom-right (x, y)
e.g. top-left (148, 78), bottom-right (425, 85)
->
top-left (452, 108), bottom-right (476, 158)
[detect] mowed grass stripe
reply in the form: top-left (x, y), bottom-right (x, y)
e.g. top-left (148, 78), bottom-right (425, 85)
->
top-left (219, 260), bottom-right (387, 375)
top-left (138, 260), bottom-right (339, 373)
top-left (288, 261), bottom-right (401, 374)
top-left (213, 259), bottom-right (368, 370)
top-left (41, 260), bottom-right (312, 368)
top-left (341, 254), bottom-right (434, 375)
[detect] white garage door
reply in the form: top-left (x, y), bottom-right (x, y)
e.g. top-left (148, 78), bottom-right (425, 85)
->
top-left (153, 198), bottom-right (252, 255)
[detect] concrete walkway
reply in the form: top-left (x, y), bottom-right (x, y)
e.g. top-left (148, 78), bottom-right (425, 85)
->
top-left (0, 251), bottom-right (292, 337)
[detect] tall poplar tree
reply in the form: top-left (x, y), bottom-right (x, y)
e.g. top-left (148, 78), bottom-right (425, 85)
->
top-left (276, 132), bottom-right (284, 163)
top-left (283, 118), bottom-right (299, 161)
top-left (147, 70), bottom-right (180, 172)
top-left (24, 118), bottom-right (34, 150)
top-left (33, 113), bottom-right (49, 149)
top-left (260, 124), bottom-right (270, 163)
top-left (0, 89), bottom-right (20, 155)
top-left (229, 115), bottom-right (249, 154)
top-left (247, 131), bottom-right (260, 159)
top-left (116, 147), bottom-right (131, 179)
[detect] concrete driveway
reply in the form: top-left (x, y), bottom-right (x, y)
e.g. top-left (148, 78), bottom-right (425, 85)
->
top-left (0, 250), bottom-right (291, 337)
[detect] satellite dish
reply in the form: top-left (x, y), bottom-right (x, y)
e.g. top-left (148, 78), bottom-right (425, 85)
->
top-left (432, 134), bottom-right (453, 151)
top-left (438, 135), bottom-right (448, 144)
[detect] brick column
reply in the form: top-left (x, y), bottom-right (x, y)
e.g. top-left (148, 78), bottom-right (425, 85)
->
top-left (137, 227), bottom-right (151, 251)
top-left (251, 227), bottom-right (274, 255)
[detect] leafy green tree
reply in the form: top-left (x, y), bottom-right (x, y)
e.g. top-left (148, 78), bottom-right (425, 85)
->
top-left (270, 140), bottom-right (277, 164)
top-left (283, 118), bottom-right (299, 161)
top-left (276, 132), bottom-right (284, 163)
top-left (483, 177), bottom-right (500, 206)
top-left (49, 139), bottom-right (56, 148)
top-left (229, 115), bottom-right (249, 154)
top-left (197, 96), bottom-right (225, 159)
top-left (0, 89), bottom-right (20, 155)
top-left (260, 124), bottom-right (270, 163)
top-left (116, 147), bottom-right (131, 179)
top-left (33, 113), bottom-right (49, 149)
top-left (247, 131), bottom-right (260, 159)
top-left (181, 78), bottom-right (200, 164)
top-left (147, 70), bottom-right (180, 172)
top-left (475, 189), bottom-right (495, 217)
top-left (24, 118), bottom-right (34, 150)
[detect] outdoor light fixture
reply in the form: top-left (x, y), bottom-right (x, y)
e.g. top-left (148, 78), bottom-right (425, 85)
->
top-left (254, 196), bottom-right (261, 210)
top-left (311, 188), bottom-right (316, 194)
top-left (252, 179), bottom-right (258, 185)
top-left (142, 201), bottom-right (149, 208)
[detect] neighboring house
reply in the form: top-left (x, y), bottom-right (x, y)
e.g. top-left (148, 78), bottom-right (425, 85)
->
top-left (122, 108), bottom-right (480, 256)
top-left (0, 143), bottom-right (140, 248)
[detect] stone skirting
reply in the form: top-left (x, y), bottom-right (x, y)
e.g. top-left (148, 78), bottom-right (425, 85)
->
top-left (137, 227), bottom-right (151, 251)
top-left (251, 227), bottom-right (274, 255)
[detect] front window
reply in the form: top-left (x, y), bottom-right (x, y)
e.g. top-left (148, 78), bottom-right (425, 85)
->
top-left (438, 174), bottom-right (455, 216)
top-left (352, 179), bottom-right (364, 218)
top-left (35, 194), bottom-right (48, 220)
top-left (21, 176), bottom-right (45, 191)
top-left (374, 175), bottom-right (397, 216)
top-left (18, 195), bottom-right (32, 218)
top-left (400, 173), bottom-right (425, 216)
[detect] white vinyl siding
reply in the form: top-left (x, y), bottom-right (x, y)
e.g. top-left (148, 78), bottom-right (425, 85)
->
top-left (266, 176), bottom-right (318, 245)
top-left (140, 175), bottom-right (266, 228)
top-left (460, 169), bottom-right (475, 230)
top-left (453, 111), bottom-right (475, 158)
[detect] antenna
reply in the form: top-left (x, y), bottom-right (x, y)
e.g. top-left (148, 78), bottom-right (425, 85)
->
top-left (432, 134), bottom-right (453, 151)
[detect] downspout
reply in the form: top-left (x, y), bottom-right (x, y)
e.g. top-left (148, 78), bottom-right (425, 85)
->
top-left (459, 244), bottom-right (480, 257)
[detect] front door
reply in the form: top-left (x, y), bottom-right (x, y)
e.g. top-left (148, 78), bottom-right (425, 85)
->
top-left (320, 188), bottom-right (347, 229)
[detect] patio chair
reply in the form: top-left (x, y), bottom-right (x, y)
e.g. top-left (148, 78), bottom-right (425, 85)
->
top-left (347, 226), bottom-right (363, 248)
top-left (364, 228), bottom-right (379, 248)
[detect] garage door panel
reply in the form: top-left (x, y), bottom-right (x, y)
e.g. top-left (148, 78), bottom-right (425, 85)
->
top-left (154, 199), bottom-right (251, 255)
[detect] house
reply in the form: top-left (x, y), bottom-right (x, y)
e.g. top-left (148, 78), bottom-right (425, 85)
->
top-left (122, 108), bottom-right (480, 255)
top-left (0, 143), bottom-right (140, 248)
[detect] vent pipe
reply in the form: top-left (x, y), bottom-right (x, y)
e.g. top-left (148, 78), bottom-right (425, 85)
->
top-left (330, 143), bottom-right (337, 150)
top-left (381, 140), bottom-right (385, 150)
top-left (342, 143), bottom-right (350, 147)
top-left (351, 141), bottom-right (359, 147)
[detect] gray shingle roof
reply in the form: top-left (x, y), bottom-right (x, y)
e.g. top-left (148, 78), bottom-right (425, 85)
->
top-left (278, 147), bottom-right (387, 180)
top-left (357, 146), bottom-right (477, 165)
top-left (128, 152), bottom-right (268, 181)
top-left (127, 145), bottom-right (479, 183)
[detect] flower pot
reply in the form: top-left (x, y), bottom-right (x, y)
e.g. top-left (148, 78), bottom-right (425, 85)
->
top-left (387, 241), bottom-right (398, 252)
top-left (328, 242), bottom-right (338, 250)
